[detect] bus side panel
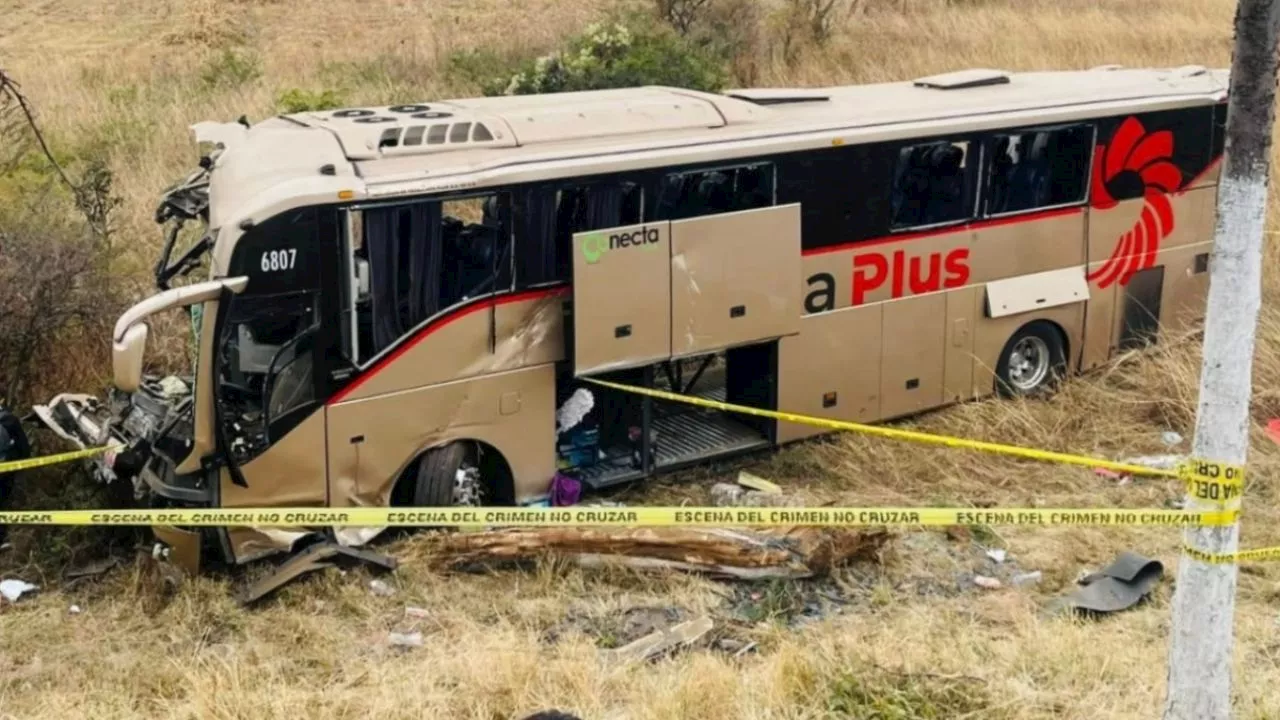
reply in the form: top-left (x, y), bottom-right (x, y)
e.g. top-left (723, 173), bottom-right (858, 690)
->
top-left (219, 409), bottom-right (330, 564)
top-left (326, 364), bottom-right (557, 509)
top-left (492, 291), bottom-right (567, 370)
top-left (972, 303), bottom-right (1085, 398)
top-left (970, 209), bottom-right (1086, 283)
top-left (775, 304), bottom-right (883, 444)
top-left (1157, 243), bottom-right (1212, 338)
top-left (943, 285), bottom-right (980, 403)
top-left (880, 292), bottom-right (947, 420)
top-left (337, 302), bottom-right (498, 403)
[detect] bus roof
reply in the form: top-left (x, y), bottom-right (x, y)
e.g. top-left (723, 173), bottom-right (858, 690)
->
top-left (204, 65), bottom-right (1228, 221)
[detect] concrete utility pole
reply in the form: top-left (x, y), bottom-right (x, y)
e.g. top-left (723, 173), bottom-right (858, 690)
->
top-left (1164, 1), bottom-right (1280, 718)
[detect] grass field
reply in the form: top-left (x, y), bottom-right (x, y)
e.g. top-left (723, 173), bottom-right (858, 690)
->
top-left (4, 0), bottom-right (1280, 718)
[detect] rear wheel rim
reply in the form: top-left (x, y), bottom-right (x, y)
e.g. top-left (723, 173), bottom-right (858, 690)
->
top-left (451, 456), bottom-right (485, 506)
top-left (1008, 335), bottom-right (1050, 392)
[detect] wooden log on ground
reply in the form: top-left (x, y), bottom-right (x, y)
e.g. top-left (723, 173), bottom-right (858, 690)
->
top-left (426, 526), bottom-right (891, 579)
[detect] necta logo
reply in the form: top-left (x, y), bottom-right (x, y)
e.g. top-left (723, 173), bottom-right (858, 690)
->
top-left (581, 227), bottom-right (662, 264)
top-left (851, 247), bottom-right (970, 305)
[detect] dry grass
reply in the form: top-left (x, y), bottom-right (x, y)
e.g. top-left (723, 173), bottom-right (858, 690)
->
top-left (4, 0), bottom-right (1280, 717)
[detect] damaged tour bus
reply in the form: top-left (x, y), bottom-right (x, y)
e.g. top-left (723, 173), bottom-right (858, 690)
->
top-left (33, 66), bottom-right (1228, 572)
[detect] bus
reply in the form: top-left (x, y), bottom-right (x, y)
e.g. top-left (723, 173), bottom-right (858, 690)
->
top-left (32, 65), bottom-right (1228, 572)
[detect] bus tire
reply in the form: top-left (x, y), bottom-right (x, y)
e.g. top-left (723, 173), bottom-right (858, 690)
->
top-left (411, 441), bottom-right (477, 508)
top-left (995, 321), bottom-right (1066, 398)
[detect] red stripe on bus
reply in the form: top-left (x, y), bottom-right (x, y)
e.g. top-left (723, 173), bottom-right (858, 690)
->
top-left (328, 286), bottom-right (570, 405)
top-left (801, 206), bottom-right (1084, 258)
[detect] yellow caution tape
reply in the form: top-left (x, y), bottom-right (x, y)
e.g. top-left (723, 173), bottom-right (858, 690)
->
top-left (0, 445), bottom-right (121, 474)
top-left (0, 505), bottom-right (1240, 528)
top-left (583, 379), bottom-right (1246, 501)
top-left (1181, 545), bottom-right (1280, 564)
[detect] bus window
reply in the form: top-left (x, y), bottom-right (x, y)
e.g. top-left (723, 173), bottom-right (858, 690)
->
top-left (515, 180), bottom-right (642, 287)
top-left (890, 140), bottom-right (973, 229)
top-left (350, 194), bottom-right (511, 365)
top-left (777, 144), bottom-right (897, 251)
top-left (984, 124), bottom-right (1093, 215)
top-left (650, 162), bottom-right (775, 221)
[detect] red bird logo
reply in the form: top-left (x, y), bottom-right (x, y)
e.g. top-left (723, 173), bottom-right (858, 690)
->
top-left (1087, 116), bottom-right (1185, 289)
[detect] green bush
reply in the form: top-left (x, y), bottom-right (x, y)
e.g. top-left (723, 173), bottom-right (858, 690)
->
top-left (199, 48), bottom-right (263, 90)
top-left (460, 19), bottom-right (726, 97)
top-left (275, 88), bottom-right (345, 113)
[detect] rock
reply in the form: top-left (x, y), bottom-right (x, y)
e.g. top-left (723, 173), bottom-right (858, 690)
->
top-left (369, 579), bottom-right (394, 597)
top-left (1161, 431), bottom-right (1184, 447)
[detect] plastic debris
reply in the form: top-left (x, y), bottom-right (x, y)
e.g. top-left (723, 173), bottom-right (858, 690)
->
top-left (1049, 551), bottom-right (1163, 616)
top-left (0, 579), bottom-right (37, 602)
top-left (389, 631), bottom-right (424, 648)
top-left (973, 575), bottom-right (1003, 590)
top-left (555, 388), bottom-right (595, 436)
top-left (1267, 419), bottom-right (1280, 446)
top-left (1012, 571), bottom-right (1043, 587)
top-left (737, 471), bottom-right (783, 494)
top-left (404, 606), bottom-right (430, 619)
top-left (369, 579), bottom-right (395, 597)
top-left (1121, 454), bottom-right (1184, 471)
top-left (1161, 431), bottom-right (1184, 447)
top-left (986, 549), bottom-right (1007, 564)
top-left (69, 604), bottom-right (83, 614)
top-left (550, 472), bottom-right (582, 507)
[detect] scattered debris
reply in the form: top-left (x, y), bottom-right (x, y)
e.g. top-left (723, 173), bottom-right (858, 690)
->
top-left (1267, 419), bottom-right (1280, 446)
top-left (427, 526), bottom-right (890, 581)
top-left (1093, 468), bottom-right (1131, 486)
top-left (235, 540), bottom-right (398, 606)
top-left (1012, 571), bottom-right (1043, 587)
top-left (972, 575), bottom-right (1003, 590)
top-left (710, 482), bottom-right (800, 507)
top-left (1161, 431), bottom-right (1184, 447)
top-left (1048, 551), bottom-right (1163, 616)
top-left (0, 579), bottom-right (37, 602)
top-left (737, 471), bottom-right (783, 494)
top-left (555, 387), bottom-right (595, 435)
top-left (388, 631), bottom-right (424, 648)
top-left (986, 549), bottom-right (1007, 564)
top-left (404, 606), bottom-right (430, 619)
top-left (601, 615), bottom-right (713, 666)
top-left (550, 472), bottom-right (582, 507)
top-left (1121, 454), bottom-right (1184, 472)
top-left (64, 556), bottom-right (121, 586)
top-left (69, 604), bottom-right (82, 614)
top-left (369, 579), bottom-right (395, 597)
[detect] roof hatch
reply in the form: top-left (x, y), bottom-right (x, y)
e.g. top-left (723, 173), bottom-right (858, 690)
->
top-left (912, 68), bottom-right (1011, 90)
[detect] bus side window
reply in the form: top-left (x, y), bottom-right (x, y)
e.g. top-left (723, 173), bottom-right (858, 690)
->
top-left (351, 193), bottom-right (511, 364)
top-left (650, 162), bottom-right (776, 221)
top-left (984, 124), bottom-right (1092, 215)
top-left (890, 140), bottom-right (972, 229)
top-left (515, 180), bottom-right (642, 287)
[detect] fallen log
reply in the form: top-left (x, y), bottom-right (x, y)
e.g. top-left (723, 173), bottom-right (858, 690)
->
top-left (425, 526), bottom-right (891, 579)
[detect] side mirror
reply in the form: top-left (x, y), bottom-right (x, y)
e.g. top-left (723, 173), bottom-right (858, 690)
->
top-left (113, 324), bottom-right (148, 393)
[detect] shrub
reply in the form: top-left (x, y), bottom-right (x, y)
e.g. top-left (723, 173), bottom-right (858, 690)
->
top-left (199, 47), bottom-right (263, 90)
top-left (276, 87), bottom-right (345, 113)
top-left (483, 20), bottom-right (727, 96)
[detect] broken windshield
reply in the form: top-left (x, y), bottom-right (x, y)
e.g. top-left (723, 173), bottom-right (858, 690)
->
top-left (154, 166), bottom-right (213, 291)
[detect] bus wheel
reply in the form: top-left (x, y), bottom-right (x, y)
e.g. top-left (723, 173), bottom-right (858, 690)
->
top-left (995, 322), bottom-right (1065, 397)
top-left (411, 442), bottom-right (487, 508)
